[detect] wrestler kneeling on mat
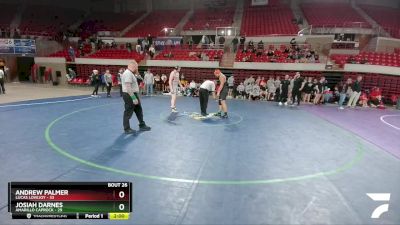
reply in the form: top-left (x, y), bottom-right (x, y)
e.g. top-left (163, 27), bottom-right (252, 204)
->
top-left (214, 69), bottom-right (229, 119)
top-left (199, 80), bottom-right (216, 116)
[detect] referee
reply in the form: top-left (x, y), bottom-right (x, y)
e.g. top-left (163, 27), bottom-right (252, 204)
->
top-left (121, 61), bottom-right (151, 134)
top-left (199, 80), bottom-right (216, 116)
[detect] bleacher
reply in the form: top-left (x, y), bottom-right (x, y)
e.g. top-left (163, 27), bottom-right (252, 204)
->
top-left (301, 3), bottom-right (370, 28)
top-left (48, 48), bottom-right (79, 62)
top-left (235, 43), bottom-right (319, 63)
top-left (20, 5), bottom-right (84, 36)
top-left (183, 8), bottom-right (234, 30)
top-left (83, 49), bottom-right (145, 61)
top-left (240, 1), bottom-right (298, 36)
top-left (331, 52), bottom-right (400, 68)
top-left (124, 10), bottom-right (187, 37)
top-left (154, 47), bottom-right (223, 61)
top-left (344, 72), bottom-right (400, 96)
top-left (0, 4), bottom-right (17, 28)
top-left (359, 5), bottom-right (400, 39)
top-left (80, 11), bottom-right (145, 32)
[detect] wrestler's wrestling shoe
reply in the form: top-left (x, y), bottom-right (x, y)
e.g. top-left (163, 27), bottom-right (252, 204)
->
top-left (214, 111), bottom-right (222, 117)
top-left (139, 124), bottom-right (151, 131)
top-left (221, 114), bottom-right (228, 119)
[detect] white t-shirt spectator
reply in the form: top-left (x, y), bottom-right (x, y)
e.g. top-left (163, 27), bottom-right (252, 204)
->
top-left (121, 69), bottom-right (139, 93)
top-left (144, 72), bottom-right (154, 84)
top-left (200, 80), bottom-right (215, 92)
top-left (161, 74), bottom-right (167, 83)
top-left (189, 81), bottom-right (196, 89)
top-left (243, 78), bottom-right (250, 86)
top-left (104, 73), bottom-right (113, 84)
top-left (274, 79), bottom-right (281, 88)
top-left (149, 46), bottom-right (155, 54)
top-left (248, 77), bottom-right (255, 85)
top-left (237, 84), bottom-right (245, 92)
top-left (252, 85), bottom-right (261, 96)
top-left (245, 84), bottom-right (253, 94)
top-left (227, 76), bottom-right (234, 87)
top-left (0, 69), bottom-right (5, 79)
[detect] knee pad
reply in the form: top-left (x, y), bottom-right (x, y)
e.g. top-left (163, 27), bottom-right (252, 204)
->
top-left (218, 99), bottom-right (222, 105)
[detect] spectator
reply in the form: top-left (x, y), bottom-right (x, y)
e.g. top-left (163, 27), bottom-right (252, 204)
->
top-left (104, 70), bottom-right (113, 97)
top-left (338, 78), bottom-right (352, 109)
top-left (267, 50), bottom-right (274, 57)
top-left (359, 92), bottom-right (369, 107)
top-left (313, 77), bottom-right (325, 105)
top-left (126, 42), bottom-right (133, 53)
top-left (118, 68), bottom-right (125, 97)
top-left (302, 77), bottom-right (313, 103)
top-left (240, 35), bottom-right (246, 48)
top-left (91, 70), bottom-right (100, 97)
top-left (248, 40), bottom-right (254, 50)
top-left (149, 45), bottom-right (155, 58)
top-left (144, 69), bottom-right (154, 96)
top-left (0, 68), bottom-right (5, 94)
top-left (236, 82), bottom-right (245, 99)
top-left (68, 46), bottom-right (75, 62)
top-left (279, 75), bottom-right (290, 106)
top-left (257, 40), bottom-right (264, 49)
top-left (291, 72), bottom-right (304, 106)
top-left (255, 76), bottom-right (261, 85)
top-left (250, 84), bottom-right (261, 101)
top-left (189, 80), bottom-right (197, 97)
top-left (135, 43), bottom-right (141, 53)
top-left (266, 76), bottom-right (275, 100)
top-left (66, 68), bottom-right (76, 81)
top-left (232, 36), bottom-right (239, 53)
top-left (260, 78), bottom-right (267, 100)
top-left (161, 73), bottom-right (168, 92)
top-left (154, 73), bottom-right (161, 93)
top-left (347, 75), bottom-right (362, 108)
top-left (369, 87), bottom-right (383, 108)
top-left (248, 76), bottom-right (255, 85)
top-left (323, 87), bottom-right (333, 103)
top-left (274, 76), bottom-right (281, 101)
top-left (227, 75), bottom-right (235, 98)
top-left (290, 38), bottom-right (296, 48)
top-left (245, 82), bottom-right (253, 100)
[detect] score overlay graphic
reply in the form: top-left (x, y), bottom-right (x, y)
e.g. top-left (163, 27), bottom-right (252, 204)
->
top-left (8, 182), bottom-right (132, 220)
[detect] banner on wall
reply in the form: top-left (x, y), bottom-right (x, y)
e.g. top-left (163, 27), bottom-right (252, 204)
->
top-left (251, 0), bottom-right (268, 6)
top-left (153, 37), bottom-right (183, 51)
top-left (0, 39), bottom-right (36, 55)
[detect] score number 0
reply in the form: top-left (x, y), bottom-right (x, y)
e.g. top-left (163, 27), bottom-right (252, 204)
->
top-left (118, 191), bottom-right (126, 211)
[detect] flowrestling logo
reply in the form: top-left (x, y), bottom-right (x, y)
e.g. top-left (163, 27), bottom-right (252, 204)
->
top-left (366, 193), bottom-right (391, 219)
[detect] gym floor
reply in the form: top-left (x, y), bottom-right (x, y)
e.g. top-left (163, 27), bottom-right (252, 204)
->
top-left (0, 90), bottom-right (399, 225)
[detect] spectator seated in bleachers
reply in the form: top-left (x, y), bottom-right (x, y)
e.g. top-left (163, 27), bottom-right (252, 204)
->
top-left (237, 43), bottom-right (319, 63)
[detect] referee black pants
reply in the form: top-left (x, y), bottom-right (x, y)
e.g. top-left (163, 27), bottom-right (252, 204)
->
top-left (199, 88), bottom-right (209, 114)
top-left (0, 78), bottom-right (4, 94)
top-left (292, 89), bottom-right (301, 105)
top-left (122, 92), bottom-right (145, 131)
top-left (106, 82), bottom-right (112, 96)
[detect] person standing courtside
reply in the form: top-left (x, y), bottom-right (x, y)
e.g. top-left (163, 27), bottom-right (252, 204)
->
top-left (91, 70), bottom-right (100, 97)
top-left (279, 75), bottom-right (290, 106)
top-left (144, 69), bottom-right (154, 96)
top-left (169, 66), bottom-right (184, 112)
top-left (117, 68), bottom-right (124, 97)
top-left (121, 61), bottom-right (151, 134)
top-left (199, 80), bottom-right (216, 116)
top-left (291, 72), bottom-right (304, 106)
top-left (347, 75), bottom-right (363, 108)
top-left (104, 70), bottom-right (113, 97)
top-left (0, 68), bottom-right (5, 94)
top-left (214, 69), bottom-right (229, 118)
top-left (227, 75), bottom-right (234, 98)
